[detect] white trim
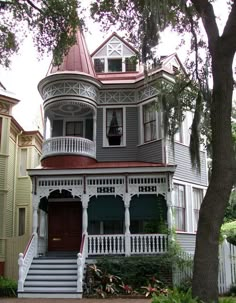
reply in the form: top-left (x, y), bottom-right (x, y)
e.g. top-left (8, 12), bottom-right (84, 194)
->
top-left (28, 165), bottom-right (176, 176)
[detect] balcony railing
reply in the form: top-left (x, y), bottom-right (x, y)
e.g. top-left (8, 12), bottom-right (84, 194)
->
top-left (42, 136), bottom-right (96, 159)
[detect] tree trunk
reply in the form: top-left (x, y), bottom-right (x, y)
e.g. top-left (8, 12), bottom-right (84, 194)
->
top-left (192, 41), bottom-right (234, 302)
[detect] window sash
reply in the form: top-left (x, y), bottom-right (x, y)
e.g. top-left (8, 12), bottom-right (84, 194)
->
top-left (108, 59), bottom-right (122, 72)
top-left (66, 121), bottom-right (83, 137)
top-left (193, 188), bottom-right (203, 231)
top-left (18, 208), bottom-right (25, 236)
top-left (94, 58), bottom-right (105, 73)
top-left (106, 109), bottom-right (123, 137)
top-left (143, 103), bottom-right (157, 142)
top-left (173, 184), bottom-right (185, 231)
top-left (19, 149), bottom-right (27, 176)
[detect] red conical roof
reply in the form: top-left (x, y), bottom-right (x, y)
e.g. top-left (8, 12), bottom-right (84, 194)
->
top-left (49, 29), bottom-right (96, 77)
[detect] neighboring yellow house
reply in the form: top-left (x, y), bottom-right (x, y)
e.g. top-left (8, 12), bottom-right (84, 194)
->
top-left (0, 83), bottom-right (43, 279)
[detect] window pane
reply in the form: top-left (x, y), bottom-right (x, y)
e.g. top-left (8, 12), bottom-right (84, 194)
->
top-left (143, 103), bottom-right (157, 142)
top-left (106, 108), bottom-right (123, 146)
top-left (125, 57), bottom-right (136, 72)
top-left (18, 208), bottom-right (25, 236)
top-left (108, 59), bottom-right (122, 72)
top-left (19, 149), bottom-right (27, 176)
top-left (94, 58), bottom-right (105, 73)
top-left (66, 121), bottom-right (83, 136)
top-left (193, 188), bottom-right (203, 231)
top-left (173, 184), bottom-right (185, 231)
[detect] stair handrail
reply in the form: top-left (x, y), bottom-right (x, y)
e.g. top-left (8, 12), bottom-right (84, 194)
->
top-left (18, 232), bottom-right (38, 292)
top-left (77, 233), bottom-right (87, 293)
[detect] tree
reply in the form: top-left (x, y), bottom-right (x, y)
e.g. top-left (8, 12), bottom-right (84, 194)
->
top-left (91, 1), bottom-right (236, 302)
top-left (0, 0), bottom-right (82, 67)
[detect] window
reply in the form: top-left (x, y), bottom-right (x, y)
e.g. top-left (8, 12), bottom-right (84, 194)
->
top-left (108, 59), bottom-right (122, 72)
top-left (19, 148), bottom-right (27, 176)
top-left (143, 102), bottom-right (157, 142)
top-left (94, 58), bottom-right (105, 73)
top-left (175, 124), bottom-right (183, 143)
top-left (193, 188), bottom-right (203, 231)
top-left (125, 57), bottom-right (136, 72)
top-left (173, 184), bottom-right (185, 231)
top-left (18, 208), bottom-right (26, 236)
top-left (66, 121), bottom-right (83, 136)
top-left (106, 108), bottom-right (123, 146)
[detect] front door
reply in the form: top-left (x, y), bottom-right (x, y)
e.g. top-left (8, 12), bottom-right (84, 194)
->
top-left (48, 202), bottom-right (82, 251)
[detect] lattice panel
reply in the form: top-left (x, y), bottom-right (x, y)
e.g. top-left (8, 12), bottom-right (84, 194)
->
top-left (42, 81), bottom-right (98, 101)
top-left (128, 176), bottom-right (167, 197)
top-left (37, 177), bottom-right (84, 198)
top-left (86, 176), bottom-right (126, 196)
top-left (99, 91), bottom-right (136, 104)
top-left (139, 86), bottom-right (159, 101)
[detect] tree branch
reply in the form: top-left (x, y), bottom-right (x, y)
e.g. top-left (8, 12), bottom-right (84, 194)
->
top-left (190, 0), bottom-right (219, 54)
top-left (25, 0), bottom-right (43, 14)
top-left (221, 2), bottom-right (236, 55)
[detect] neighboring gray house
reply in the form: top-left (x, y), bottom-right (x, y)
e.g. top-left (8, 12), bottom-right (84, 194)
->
top-left (17, 31), bottom-right (207, 298)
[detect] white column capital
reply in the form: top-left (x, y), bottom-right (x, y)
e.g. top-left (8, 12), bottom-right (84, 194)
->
top-left (82, 194), bottom-right (89, 209)
top-left (124, 193), bottom-right (131, 208)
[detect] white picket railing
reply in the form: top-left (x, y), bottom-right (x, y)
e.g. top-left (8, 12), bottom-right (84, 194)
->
top-left (130, 234), bottom-right (168, 254)
top-left (87, 233), bottom-right (168, 256)
top-left (42, 136), bottom-right (96, 159)
top-left (173, 238), bottom-right (236, 295)
top-left (18, 232), bottom-right (38, 292)
top-left (88, 235), bottom-right (125, 255)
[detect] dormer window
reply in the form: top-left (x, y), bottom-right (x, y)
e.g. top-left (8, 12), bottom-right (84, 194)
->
top-left (125, 57), bottom-right (137, 72)
top-left (94, 58), bottom-right (105, 73)
top-left (108, 59), bottom-right (122, 72)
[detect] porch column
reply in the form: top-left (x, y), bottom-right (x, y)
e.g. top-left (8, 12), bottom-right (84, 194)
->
top-left (124, 193), bottom-right (131, 256)
top-left (167, 189), bottom-right (175, 241)
top-left (93, 111), bottom-right (97, 145)
top-left (32, 194), bottom-right (40, 234)
top-left (39, 210), bottom-right (46, 237)
top-left (82, 194), bottom-right (89, 235)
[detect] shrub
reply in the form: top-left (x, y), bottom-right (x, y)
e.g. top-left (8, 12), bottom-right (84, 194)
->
top-left (0, 276), bottom-right (17, 297)
top-left (95, 255), bottom-right (172, 289)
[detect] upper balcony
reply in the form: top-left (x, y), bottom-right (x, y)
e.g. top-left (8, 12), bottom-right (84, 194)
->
top-left (42, 136), bottom-right (96, 159)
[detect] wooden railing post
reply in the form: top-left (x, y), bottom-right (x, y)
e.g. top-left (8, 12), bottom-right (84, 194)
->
top-left (18, 253), bottom-right (24, 292)
top-left (77, 253), bottom-right (83, 293)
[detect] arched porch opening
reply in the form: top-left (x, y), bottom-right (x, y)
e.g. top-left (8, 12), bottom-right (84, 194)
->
top-left (41, 189), bottom-right (82, 252)
top-left (130, 194), bottom-right (167, 234)
top-left (88, 195), bottom-right (124, 235)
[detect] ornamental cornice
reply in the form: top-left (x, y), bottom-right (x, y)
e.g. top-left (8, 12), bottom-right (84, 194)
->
top-left (41, 80), bottom-right (98, 102)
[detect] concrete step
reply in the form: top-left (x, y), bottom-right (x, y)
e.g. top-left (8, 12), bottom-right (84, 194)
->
top-left (24, 280), bottom-right (77, 287)
top-left (28, 269), bottom-right (77, 275)
top-left (26, 274), bottom-right (77, 281)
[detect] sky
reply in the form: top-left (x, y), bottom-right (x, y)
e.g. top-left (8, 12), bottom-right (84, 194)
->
top-left (0, 1), bottom-right (233, 131)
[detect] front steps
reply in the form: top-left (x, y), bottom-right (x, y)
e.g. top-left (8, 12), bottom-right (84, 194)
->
top-left (18, 256), bottom-right (82, 299)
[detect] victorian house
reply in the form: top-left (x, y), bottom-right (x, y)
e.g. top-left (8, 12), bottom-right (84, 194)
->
top-left (17, 30), bottom-right (208, 298)
top-left (0, 84), bottom-right (42, 280)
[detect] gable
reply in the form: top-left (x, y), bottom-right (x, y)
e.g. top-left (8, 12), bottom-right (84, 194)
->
top-left (92, 33), bottom-right (137, 59)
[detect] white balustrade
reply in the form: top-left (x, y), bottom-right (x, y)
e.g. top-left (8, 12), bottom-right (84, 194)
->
top-left (130, 234), bottom-right (168, 254)
top-left (18, 232), bottom-right (38, 292)
top-left (42, 136), bottom-right (96, 159)
top-left (88, 235), bottom-right (125, 255)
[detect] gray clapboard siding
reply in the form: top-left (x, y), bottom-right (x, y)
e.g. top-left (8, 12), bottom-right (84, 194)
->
top-left (96, 107), bottom-right (138, 161)
top-left (137, 140), bottom-right (163, 163)
top-left (168, 141), bottom-right (208, 186)
top-left (176, 233), bottom-right (196, 254)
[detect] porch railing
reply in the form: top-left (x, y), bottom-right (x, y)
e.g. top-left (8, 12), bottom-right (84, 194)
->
top-left (88, 235), bottom-right (125, 255)
top-left (130, 234), bottom-right (168, 254)
top-left (18, 232), bottom-right (38, 292)
top-left (88, 234), bottom-right (168, 256)
top-left (42, 136), bottom-right (96, 159)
